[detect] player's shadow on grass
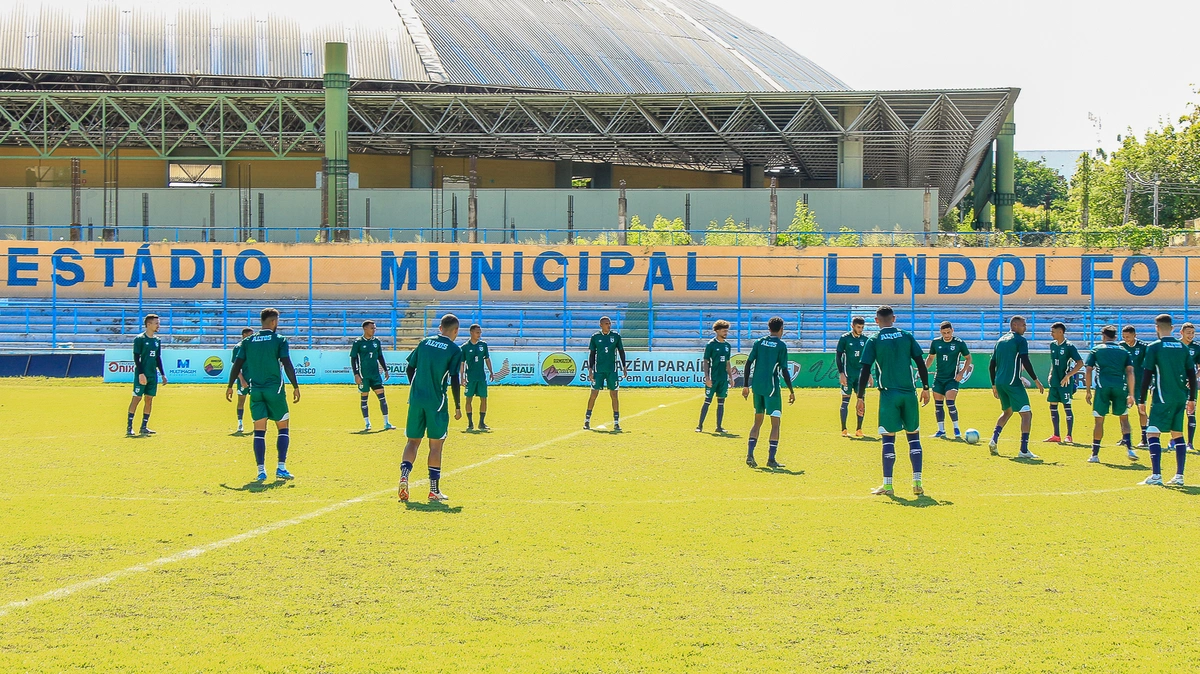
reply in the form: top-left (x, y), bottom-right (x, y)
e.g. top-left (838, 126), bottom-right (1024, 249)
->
top-left (219, 480), bottom-right (290, 493)
top-left (228, 431), bottom-right (248, 437)
top-left (1007, 456), bottom-right (1062, 467)
top-left (351, 429), bottom-right (390, 435)
top-left (1166, 485), bottom-right (1200, 496)
top-left (757, 467), bottom-right (804, 476)
top-left (1099, 461), bottom-right (1148, 471)
top-left (884, 495), bottom-right (952, 508)
top-left (849, 435), bottom-right (878, 442)
top-left (713, 431), bottom-right (741, 438)
top-left (403, 501), bottom-right (463, 513)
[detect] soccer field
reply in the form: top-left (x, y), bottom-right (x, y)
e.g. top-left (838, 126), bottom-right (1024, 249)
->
top-left (1, 380), bottom-right (1198, 672)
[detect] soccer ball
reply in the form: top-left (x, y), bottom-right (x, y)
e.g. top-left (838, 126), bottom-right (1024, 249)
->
top-left (964, 429), bottom-right (981, 445)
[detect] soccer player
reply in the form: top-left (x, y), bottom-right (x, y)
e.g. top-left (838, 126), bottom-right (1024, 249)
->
top-left (461, 323), bottom-right (494, 431)
top-left (1045, 322), bottom-right (1085, 444)
top-left (585, 316), bottom-right (629, 431)
top-left (1121, 325), bottom-right (1150, 448)
top-left (1136, 314), bottom-right (1196, 486)
top-left (836, 317), bottom-right (869, 437)
top-left (697, 319), bottom-right (733, 433)
top-left (925, 321), bottom-right (971, 439)
top-left (351, 320), bottom-right (393, 432)
top-left (1084, 325), bottom-right (1138, 462)
top-left (988, 315), bottom-right (1045, 458)
top-left (1182, 322), bottom-right (1198, 451)
top-left (127, 314), bottom-right (167, 436)
top-left (399, 314), bottom-right (463, 502)
top-left (232, 327), bottom-right (254, 433)
top-left (855, 306), bottom-right (931, 496)
top-left (225, 308), bottom-right (301, 482)
top-left (741, 316), bottom-right (795, 469)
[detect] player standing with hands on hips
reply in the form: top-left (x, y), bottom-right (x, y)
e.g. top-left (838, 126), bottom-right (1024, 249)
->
top-left (585, 316), bottom-right (628, 431)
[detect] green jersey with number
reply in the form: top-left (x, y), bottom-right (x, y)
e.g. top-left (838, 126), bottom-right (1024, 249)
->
top-left (1048, 339), bottom-right (1084, 385)
top-left (461, 340), bottom-right (490, 379)
top-left (928, 337), bottom-right (969, 382)
top-left (703, 338), bottom-right (732, 384)
top-left (350, 337), bottom-right (384, 378)
top-left (238, 330), bottom-right (289, 391)
top-left (1086, 342), bottom-right (1133, 391)
top-left (406, 334), bottom-right (462, 409)
top-left (836, 332), bottom-right (869, 378)
top-left (1121, 340), bottom-right (1147, 379)
top-left (993, 332), bottom-right (1029, 387)
top-left (862, 327), bottom-right (922, 392)
top-left (745, 336), bottom-right (790, 395)
top-left (589, 331), bottom-right (624, 373)
top-left (1141, 337), bottom-right (1195, 404)
top-left (132, 333), bottom-right (161, 377)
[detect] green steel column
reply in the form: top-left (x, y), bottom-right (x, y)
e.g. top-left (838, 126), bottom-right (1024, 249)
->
top-left (995, 111), bottom-right (1016, 231)
top-left (973, 146), bottom-right (993, 229)
top-left (324, 42), bottom-right (349, 238)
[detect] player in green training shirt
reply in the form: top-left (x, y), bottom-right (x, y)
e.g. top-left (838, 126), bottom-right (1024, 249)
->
top-left (855, 306), bottom-right (931, 496)
top-left (1121, 325), bottom-right (1150, 448)
top-left (925, 321), bottom-right (971, 440)
top-left (226, 308), bottom-right (301, 483)
top-left (351, 320), bottom-right (394, 432)
top-left (696, 319), bottom-right (733, 434)
top-left (1136, 314), bottom-right (1197, 486)
top-left (1182, 322), bottom-right (1199, 451)
top-left (741, 316), bottom-right (795, 469)
top-left (1045, 322), bottom-right (1085, 444)
top-left (127, 314), bottom-right (167, 436)
top-left (399, 314), bottom-right (463, 503)
top-left (836, 317), bottom-right (869, 437)
top-left (1084, 325), bottom-right (1138, 463)
top-left (988, 315), bottom-right (1045, 458)
top-left (232, 327), bottom-right (254, 433)
top-left (461, 323), bottom-right (494, 432)
top-left (585, 316), bottom-right (629, 431)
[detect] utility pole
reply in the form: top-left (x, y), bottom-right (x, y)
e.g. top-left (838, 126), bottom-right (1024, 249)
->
top-left (1121, 172), bottom-right (1132, 225)
top-left (1080, 153), bottom-right (1090, 229)
top-left (1153, 173), bottom-right (1160, 227)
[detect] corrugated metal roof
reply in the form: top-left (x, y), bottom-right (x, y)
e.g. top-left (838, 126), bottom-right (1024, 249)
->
top-left (0, 0), bottom-right (847, 94)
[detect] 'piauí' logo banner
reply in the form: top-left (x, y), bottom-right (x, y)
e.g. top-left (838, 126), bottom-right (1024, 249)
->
top-left (8, 243), bottom-right (1185, 306)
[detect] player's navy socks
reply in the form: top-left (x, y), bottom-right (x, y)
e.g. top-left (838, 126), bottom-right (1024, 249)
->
top-left (1049, 405), bottom-right (1060, 436)
top-left (360, 398), bottom-right (369, 419)
top-left (1174, 436), bottom-right (1186, 476)
top-left (839, 395), bottom-right (850, 430)
top-left (1189, 414), bottom-right (1196, 446)
top-left (947, 401), bottom-right (960, 430)
top-left (1064, 402), bottom-right (1074, 437)
top-left (614, 411), bottom-right (620, 423)
top-left (856, 413), bottom-right (864, 431)
top-left (747, 437), bottom-right (758, 460)
top-left (1020, 432), bottom-right (1030, 454)
top-left (1123, 432), bottom-right (1132, 447)
top-left (428, 466), bottom-right (441, 493)
top-left (991, 425), bottom-right (1003, 444)
top-left (127, 412), bottom-right (135, 431)
top-left (480, 412), bottom-right (486, 426)
top-left (400, 461), bottom-right (413, 480)
top-left (907, 432), bottom-right (922, 473)
top-left (141, 413), bottom-right (150, 430)
top-left (585, 409), bottom-right (593, 421)
top-left (237, 408), bottom-right (244, 421)
top-left (698, 397), bottom-right (712, 427)
top-left (1092, 439), bottom-right (1101, 457)
top-left (467, 412), bottom-right (474, 426)
top-left (1141, 427), bottom-right (1149, 444)
top-left (715, 400), bottom-right (724, 428)
top-left (377, 393), bottom-right (388, 416)
top-left (253, 430), bottom-right (267, 467)
top-left (1148, 436), bottom-right (1162, 475)
top-left (768, 440), bottom-right (778, 462)
top-left (934, 400), bottom-right (945, 427)
top-left (276, 428), bottom-right (289, 463)
top-left (881, 435), bottom-right (896, 478)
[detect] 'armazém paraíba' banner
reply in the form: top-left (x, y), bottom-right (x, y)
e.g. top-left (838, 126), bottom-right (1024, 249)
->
top-left (7, 243), bottom-right (1187, 306)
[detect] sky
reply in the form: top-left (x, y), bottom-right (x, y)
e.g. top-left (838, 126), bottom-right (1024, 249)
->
top-left (710, 0), bottom-right (1198, 152)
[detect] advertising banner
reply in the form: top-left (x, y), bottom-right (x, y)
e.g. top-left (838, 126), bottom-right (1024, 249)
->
top-left (13, 243), bottom-right (1194, 306)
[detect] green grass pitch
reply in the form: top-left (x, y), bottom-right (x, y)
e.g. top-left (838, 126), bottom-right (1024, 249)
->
top-left (2, 379), bottom-right (1199, 672)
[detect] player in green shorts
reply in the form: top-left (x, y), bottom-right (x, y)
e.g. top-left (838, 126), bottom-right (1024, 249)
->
top-left (399, 314), bottom-right (463, 503)
top-left (127, 314), bottom-right (167, 436)
top-left (585, 316), bottom-right (629, 431)
top-left (226, 308), bottom-right (301, 483)
top-left (836, 317), bottom-right (869, 437)
top-left (741, 316), bottom-right (795, 469)
top-left (697, 319), bottom-right (733, 434)
top-left (1121, 325), bottom-right (1150, 448)
top-left (1084, 325), bottom-right (1137, 463)
top-left (461, 323), bottom-right (494, 432)
top-left (925, 320), bottom-right (971, 440)
top-left (1045, 322), bottom-right (1085, 444)
top-left (1136, 314), bottom-right (1197, 486)
top-left (855, 306), bottom-right (931, 496)
top-left (351, 320), bottom-right (393, 432)
top-left (1182, 322), bottom-right (1199, 451)
top-left (232, 327), bottom-right (254, 433)
top-left (988, 315), bottom-right (1045, 458)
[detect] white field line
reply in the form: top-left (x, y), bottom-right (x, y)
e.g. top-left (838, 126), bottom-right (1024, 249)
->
top-left (0, 397), bottom-right (697, 619)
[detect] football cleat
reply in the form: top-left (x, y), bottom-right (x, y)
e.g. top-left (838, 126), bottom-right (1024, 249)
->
top-left (855, 429), bottom-right (864, 438)
top-left (126, 428), bottom-right (135, 437)
top-left (139, 427), bottom-right (156, 435)
top-left (1139, 475), bottom-right (1163, 486)
top-left (255, 469), bottom-right (267, 482)
top-left (1087, 455), bottom-right (1100, 463)
top-left (714, 427), bottom-right (727, 434)
top-left (1043, 435), bottom-right (1061, 443)
top-left (467, 424), bottom-right (475, 431)
top-left (276, 468), bottom-right (294, 480)
top-left (696, 426), bottom-right (704, 433)
top-left (1168, 475), bottom-right (1185, 486)
top-left (613, 422), bottom-right (622, 432)
top-left (841, 429), bottom-right (849, 437)
top-left (1189, 444), bottom-right (1196, 453)
top-left (988, 439), bottom-right (999, 455)
top-left (1116, 438), bottom-right (1128, 448)
top-left (932, 430), bottom-right (946, 439)
top-left (398, 477), bottom-right (409, 502)
top-left (953, 431), bottom-right (963, 440)
top-left (428, 490), bottom-right (449, 502)
top-left (383, 423), bottom-right (397, 431)
top-left (766, 459), bottom-right (785, 469)
top-left (1127, 448), bottom-right (1139, 461)
top-left (746, 456), bottom-right (757, 469)
top-left (1136, 441), bottom-right (1149, 449)
top-left (1018, 450), bottom-right (1039, 459)
top-left (479, 424), bottom-right (490, 431)
top-left (364, 421), bottom-right (372, 432)
top-left (1064, 435), bottom-right (1074, 445)
top-left (871, 484), bottom-right (894, 495)
top-left (583, 420), bottom-right (590, 430)
top-left (236, 423), bottom-right (244, 433)
top-left (912, 481), bottom-right (924, 496)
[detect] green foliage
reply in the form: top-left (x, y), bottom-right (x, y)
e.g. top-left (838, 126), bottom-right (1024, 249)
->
top-left (701, 216), bottom-right (770, 246)
top-left (774, 201), bottom-right (824, 246)
top-left (1014, 155), bottom-right (1068, 208)
top-left (626, 214), bottom-right (693, 246)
